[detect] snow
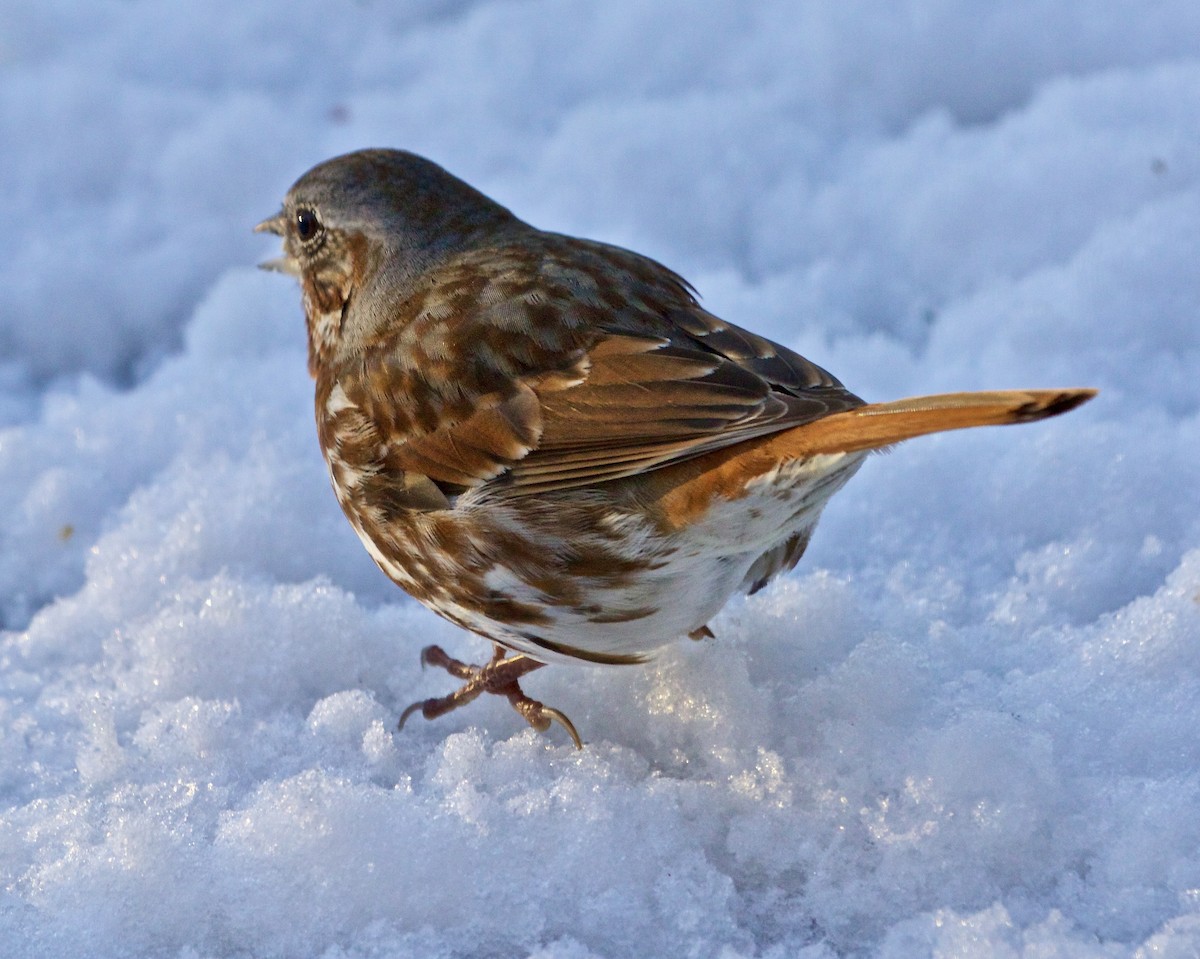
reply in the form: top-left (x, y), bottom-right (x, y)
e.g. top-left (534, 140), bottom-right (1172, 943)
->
top-left (2, 1), bottom-right (1199, 956)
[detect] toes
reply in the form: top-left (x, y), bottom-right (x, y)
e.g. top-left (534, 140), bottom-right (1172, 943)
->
top-left (419, 645), bottom-right (477, 680)
top-left (396, 650), bottom-right (584, 746)
top-left (417, 645), bottom-right (445, 669)
top-left (510, 694), bottom-right (583, 749)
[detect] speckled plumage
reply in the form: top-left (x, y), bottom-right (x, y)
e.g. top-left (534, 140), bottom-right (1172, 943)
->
top-left (257, 148), bottom-right (1095, 745)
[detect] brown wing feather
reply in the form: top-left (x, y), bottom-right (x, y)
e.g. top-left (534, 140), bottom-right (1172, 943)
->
top-left (505, 331), bottom-right (860, 494)
top-left (663, 305), bottom-right (847, 393)
top-left (387, 385), bottom-right (543, 490)
top-left (342, 233), bottom-right (863, 504)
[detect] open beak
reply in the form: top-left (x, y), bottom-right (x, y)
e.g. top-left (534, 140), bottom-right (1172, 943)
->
top-left (254, 210), bottom-right (300, 275)
top-left (254, 211), bottom-right (287, 235)
top-left (257, 255), bottom-right (301, 276)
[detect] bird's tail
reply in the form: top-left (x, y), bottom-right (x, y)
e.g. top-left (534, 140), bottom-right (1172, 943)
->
top-left (644, 388), bottom-right (1096, 530)
top-left (786, 388), bottom-right (1097, 456)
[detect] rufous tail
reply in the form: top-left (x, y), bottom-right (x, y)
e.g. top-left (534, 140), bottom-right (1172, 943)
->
top-left (643, 388), bottom-right (1096, 528)
top-left (787, 389), bottom-right (1097, 455)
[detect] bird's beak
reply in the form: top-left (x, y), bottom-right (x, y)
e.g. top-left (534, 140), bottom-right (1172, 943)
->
top-left (254, 210), bottom-right (300, 275)
top-left (258, 256), bottom-right (301, 276)
top-left (254, 211), bottom-right (287, 235)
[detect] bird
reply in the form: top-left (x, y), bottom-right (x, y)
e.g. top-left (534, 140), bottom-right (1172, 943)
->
top-left (256, 148), bottom-right (1096, 748)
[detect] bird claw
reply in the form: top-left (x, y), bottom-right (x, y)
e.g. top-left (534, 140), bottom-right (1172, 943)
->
top-left (396, 698), bottom-right (430, 732)
top-left (537, 706), bottom-right (583, 750)
top-left (397, 644), bottom-right (583, 749)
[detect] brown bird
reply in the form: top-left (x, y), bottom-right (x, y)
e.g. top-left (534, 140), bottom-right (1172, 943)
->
top-left (256, 149), bottom-right (1095, 748)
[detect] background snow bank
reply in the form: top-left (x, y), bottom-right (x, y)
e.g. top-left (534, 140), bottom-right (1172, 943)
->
top-left (2, 2), bottom-right (1199, 956)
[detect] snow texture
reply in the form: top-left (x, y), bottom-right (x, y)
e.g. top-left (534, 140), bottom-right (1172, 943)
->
top-left (3, 2), bottom-right (1200, 957)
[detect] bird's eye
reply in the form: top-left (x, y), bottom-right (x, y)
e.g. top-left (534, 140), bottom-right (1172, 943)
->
top-left (295, 207), bottom-right (322, 242)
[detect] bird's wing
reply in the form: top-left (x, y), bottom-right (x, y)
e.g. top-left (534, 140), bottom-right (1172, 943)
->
top-left (343, 238), bottom-right (862, 503)
top-left (505, 327), bottom-right (860, 494)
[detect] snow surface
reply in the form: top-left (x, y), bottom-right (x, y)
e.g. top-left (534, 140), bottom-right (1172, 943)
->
top-left (3, 2), bottom-right (1200, 956)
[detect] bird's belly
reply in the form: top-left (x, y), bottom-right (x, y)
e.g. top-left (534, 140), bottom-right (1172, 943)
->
top-left (662, 451), bottom-right (866, 551)
top-left (344, 452), bottom-right (866, 666)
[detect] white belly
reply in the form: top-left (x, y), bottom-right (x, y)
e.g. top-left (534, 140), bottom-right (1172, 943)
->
top-left (461, 451), bottom-right (868, 665)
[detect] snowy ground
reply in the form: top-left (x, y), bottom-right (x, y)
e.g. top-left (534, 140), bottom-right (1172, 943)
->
top-left (3, 2), bottom-right (1200, 957)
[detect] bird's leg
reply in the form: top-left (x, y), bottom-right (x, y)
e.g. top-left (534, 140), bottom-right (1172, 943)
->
top-left (398, 643), bottom-right (583, 749)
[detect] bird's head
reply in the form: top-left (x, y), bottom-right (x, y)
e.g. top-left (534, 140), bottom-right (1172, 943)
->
top-left (255, 148), bottom-right (518, 374)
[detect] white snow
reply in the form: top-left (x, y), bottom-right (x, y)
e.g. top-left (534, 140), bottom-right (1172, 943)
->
top-left (3, 2), bottom-right (1200, 956)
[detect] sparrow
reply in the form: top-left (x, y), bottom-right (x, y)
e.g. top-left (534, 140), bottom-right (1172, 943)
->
top-left (256, 148), bottom-right (1095, 748)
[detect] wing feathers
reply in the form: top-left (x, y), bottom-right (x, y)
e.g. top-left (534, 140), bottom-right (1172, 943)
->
top-left (389, 386), bottom-right (543, 489)
top-left (503, 333), bottom-right (858, 494)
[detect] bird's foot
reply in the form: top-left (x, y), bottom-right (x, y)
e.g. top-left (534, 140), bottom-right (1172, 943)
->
top-left (398, 643), bottom-right (582, 749)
